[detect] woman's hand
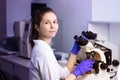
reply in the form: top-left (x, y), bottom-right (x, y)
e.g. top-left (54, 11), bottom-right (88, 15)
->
top-left (72, 59), bottom-right (94, 77)
top-left (71, 41), bottom-right (81, 55)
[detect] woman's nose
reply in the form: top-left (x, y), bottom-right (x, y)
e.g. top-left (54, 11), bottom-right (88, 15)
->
top-left (50, 23), bottom-right (55, 28)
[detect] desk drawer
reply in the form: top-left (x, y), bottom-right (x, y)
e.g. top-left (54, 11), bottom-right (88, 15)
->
top-left (0, 59), bottom-right (14, 75)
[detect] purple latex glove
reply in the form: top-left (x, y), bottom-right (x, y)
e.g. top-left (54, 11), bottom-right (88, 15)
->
top-left (72, 59), bottom-right (94, 77)
top-left (71, 41), bottom-right (81, 55)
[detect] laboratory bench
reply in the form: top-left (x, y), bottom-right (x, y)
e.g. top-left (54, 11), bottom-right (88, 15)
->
top-left (0, 54), bottom-right (68, 80)
top-left (0, 52), bottom-right (118, 80)
top-left (0, 49), bottom-right (68, 80)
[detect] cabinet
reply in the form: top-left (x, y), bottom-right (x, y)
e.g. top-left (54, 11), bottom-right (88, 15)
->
top-left (0, 55), bottom-right (29, 80)
top-left (87, 21), bottom-right (120, 61)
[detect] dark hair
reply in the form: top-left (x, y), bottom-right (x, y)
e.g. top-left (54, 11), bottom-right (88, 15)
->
top-left (29, 7), bottom-right (55, 47)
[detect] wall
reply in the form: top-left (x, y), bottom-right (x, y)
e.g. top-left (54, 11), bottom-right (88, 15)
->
top-left (36, 0), bottom-right (92, 52)
top-left (109, 23), bottom-right (120, 45)
top-left (88, 1), bottom-right (120, 61)
top-left (6, 0), bottom-right (120, 53)
top-left (0, 0), bottom-right (6, 40)
top-left (109, 23), bottom-right (120, 61)
top-left (92, 0), bottom-right (120, 21)
top-left (6, 0), bottom-right (34, 37)
top-left (37, 0), bottom-right (120, 53)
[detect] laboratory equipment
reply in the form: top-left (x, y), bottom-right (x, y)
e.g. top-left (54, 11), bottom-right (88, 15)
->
top-left (13, 20), bottom-right (31, 58)
top-left (75, 31), bottom-right (119, 80)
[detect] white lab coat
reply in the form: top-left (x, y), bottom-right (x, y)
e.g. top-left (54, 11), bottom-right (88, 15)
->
top-left (117, 65), bottom-right (120, 80)
top-left (29, 40), bottom-right (70, 80)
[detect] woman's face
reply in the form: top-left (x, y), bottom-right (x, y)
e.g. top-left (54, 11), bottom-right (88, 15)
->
top-left (36, 12), bottom-right (58, 40)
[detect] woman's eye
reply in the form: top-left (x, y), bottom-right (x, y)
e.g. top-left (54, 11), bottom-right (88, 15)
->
top-left (44, 21), bottom-right (49, 24)
top-left (53, 21), bottom-right (58, 24)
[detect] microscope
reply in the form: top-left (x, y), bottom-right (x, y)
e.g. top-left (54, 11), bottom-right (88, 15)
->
top-left (75, 31), bottom-right (119, 80)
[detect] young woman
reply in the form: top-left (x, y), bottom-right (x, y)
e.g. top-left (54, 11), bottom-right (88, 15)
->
top-left (29, 7), bottom-right (94, 80)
